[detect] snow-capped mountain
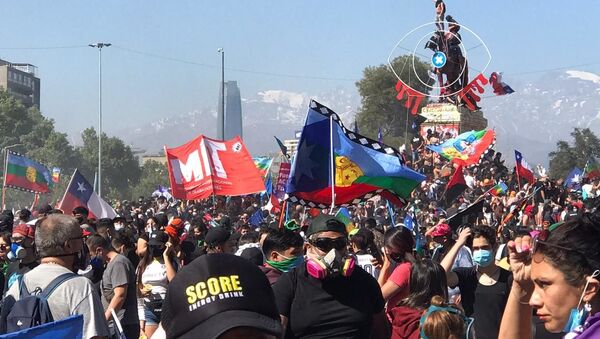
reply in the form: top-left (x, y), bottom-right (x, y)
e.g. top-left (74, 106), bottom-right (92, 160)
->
top-left (120, 70), bottom-right (600, 167)
top-left (120, 87), bottom-right (360, 155)
top-left (486, 70), bottom-right (600, 167)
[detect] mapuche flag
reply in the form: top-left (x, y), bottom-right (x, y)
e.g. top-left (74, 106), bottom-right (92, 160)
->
top-left (444, 165), bottom-right (467, 206)
top-left (58, 169), bottom-right (116, 219)
top-left (584, 157), bottom-right (600, 180)
top-left (285, 100), bottom-right (426, 208)
top-left (165, 135), bottom-right (265, 200)
top-left (4, 151), bottom-right (53, 193)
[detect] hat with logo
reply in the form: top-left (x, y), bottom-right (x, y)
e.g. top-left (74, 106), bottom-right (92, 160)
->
top-left (161, 253), bottom-right (282, 339)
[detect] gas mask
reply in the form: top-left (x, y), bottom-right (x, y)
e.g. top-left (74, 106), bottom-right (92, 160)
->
top-left (7, 243), bottom-right (26, 262)
top-left (306, 248), bottom-right (355, 279)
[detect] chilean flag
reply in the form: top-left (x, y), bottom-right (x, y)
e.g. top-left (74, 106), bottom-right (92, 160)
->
top-left (58, 169), bottom-right (116, 219)
top-left (515, 150), bottom-right (535, 184)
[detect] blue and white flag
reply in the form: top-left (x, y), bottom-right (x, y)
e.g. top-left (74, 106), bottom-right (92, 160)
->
top-left (249, 209), bottom-right (264, 226)
top-left (564, 167), bottom-right (584, 190)
top-left (0, 315), bottom-right (83, 339)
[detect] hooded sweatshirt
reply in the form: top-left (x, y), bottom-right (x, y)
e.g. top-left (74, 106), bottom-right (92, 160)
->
top-left (389, 305), bottom-right (423, 339)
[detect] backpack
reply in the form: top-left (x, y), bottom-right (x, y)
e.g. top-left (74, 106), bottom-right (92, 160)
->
top-left (0, 272), bottom-right (77, 334)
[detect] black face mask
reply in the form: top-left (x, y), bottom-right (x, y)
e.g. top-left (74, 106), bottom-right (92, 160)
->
top-left (148, 245), bottom-right (165, 258)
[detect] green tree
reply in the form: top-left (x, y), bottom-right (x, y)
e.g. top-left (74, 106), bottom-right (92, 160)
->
top-left (79, 128), bottom-right (141, 200)
top-left (130, 160), bottom-right (169, 199)
top-left (355, 55), bottom-right (432, 148)
top-left (549, 128), bottom-right (600, 179)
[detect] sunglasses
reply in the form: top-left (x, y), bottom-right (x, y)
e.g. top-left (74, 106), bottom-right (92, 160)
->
top-left (311, 237), bottom-right (347, 252)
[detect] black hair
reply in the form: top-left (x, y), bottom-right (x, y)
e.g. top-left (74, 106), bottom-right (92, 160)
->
top-left (72, 206), bottom-right (89, 216)
top-left (86, 234), bottom-right (112, 251)
top-left (350, 228), bottom-right (382, 261)
top-left (540, 212), bottom-right (600, 286)
top-left (384, 226), bottom-right (415, 256)
top-left (262, 230), bottom-right (304, 257)
top-left (471, 225), bottom-right (496, 248)
top-left (238, 232), bottom-right (260, 247)
top-left (399, 259), bottom-right (448, 308)
top-left (111, 228), bottom-right (135, 250)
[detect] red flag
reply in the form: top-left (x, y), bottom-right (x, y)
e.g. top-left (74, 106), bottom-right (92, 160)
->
top-left (165, 135), bottom-right (265, 200)
top-left (444, 165), bottom-right (468, 206)
top-left (515, 150), bottom-right (535, 184)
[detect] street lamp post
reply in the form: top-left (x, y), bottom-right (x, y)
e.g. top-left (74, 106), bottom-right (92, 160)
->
top-left (1, 143), bottom-right (23, 209)
top-left (217, 48), bottom-right (225, 140)
top-left (89, 42), bottom-right (111, 197)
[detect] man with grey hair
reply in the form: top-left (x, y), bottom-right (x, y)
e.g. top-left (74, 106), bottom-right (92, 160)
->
top-left (3, 214), bottom-right (109, 339)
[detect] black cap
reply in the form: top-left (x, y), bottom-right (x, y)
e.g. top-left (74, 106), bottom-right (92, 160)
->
top-left (205, 227), bottom-right (231, 247)
top-left (18, 209), bottom-right (31, 220)
top-left (306, 214), bottom-right (347, 237)
top-left (148, 231), bottom-right (169, 246)
top-left (162, 253), bottom-right (282, 339)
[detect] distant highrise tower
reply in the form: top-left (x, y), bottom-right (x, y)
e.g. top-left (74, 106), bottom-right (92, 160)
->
top-left (0, 59), bottom-right (40, 108)
top-left (217, 81), bottom-right (243, 140)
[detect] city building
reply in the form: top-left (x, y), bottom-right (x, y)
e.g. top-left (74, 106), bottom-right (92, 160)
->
top-left (0, 59), bottom-right (40, 108)
top-left (217, 80), bottom-right (242, 140)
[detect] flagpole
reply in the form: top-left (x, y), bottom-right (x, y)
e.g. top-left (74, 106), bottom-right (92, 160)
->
top-left (30, 193), bottom-right (39, 211)
top-left (515, 151), bottom-right (522, 191)
top-left (278, 200), bottom-right (287, 229)
top-left (1, 149), bottom-right (8, 210)
top-left (329, 115), bottom-right (336, 214)
top-left (57, 169), bottom-right (78, 212)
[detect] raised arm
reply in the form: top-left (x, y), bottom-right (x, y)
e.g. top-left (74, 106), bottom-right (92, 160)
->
top-left (499, 235), bottom-right (534, 339)
top-left (440, 227), bottom-right (471, 287)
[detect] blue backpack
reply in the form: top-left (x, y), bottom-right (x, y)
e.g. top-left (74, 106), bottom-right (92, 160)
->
top-left (0, 272), bottom-right (77, 334)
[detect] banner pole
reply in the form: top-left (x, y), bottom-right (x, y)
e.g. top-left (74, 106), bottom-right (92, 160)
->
top-left (329, 115), bottom-right (335, 214)
top-left (2, 149), bottom-right (9, 210)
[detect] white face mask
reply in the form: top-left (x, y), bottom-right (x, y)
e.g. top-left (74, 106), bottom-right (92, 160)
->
top-left (114, 223), bottom-right (124, 231)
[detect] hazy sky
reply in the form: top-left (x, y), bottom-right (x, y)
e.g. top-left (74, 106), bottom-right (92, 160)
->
top-left (0, 1), bottom-right (598, 141)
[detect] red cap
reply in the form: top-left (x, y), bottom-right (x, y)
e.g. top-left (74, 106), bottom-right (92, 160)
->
top-left (430, 223), bottom-right (451, 237)
top-left (13, 224), bottom-right (35, 239)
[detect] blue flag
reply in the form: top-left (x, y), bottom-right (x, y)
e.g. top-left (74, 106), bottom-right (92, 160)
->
top-left (564, 167), bottom-right (584, 190)
top-left (403, 213), bottom-right (414, 231)
top-left (0, 315), bottom-right (83, 339)
top-left (387, 200), bottom-right (396, 226)
top-left (249, 209), bottom-right (264, 226)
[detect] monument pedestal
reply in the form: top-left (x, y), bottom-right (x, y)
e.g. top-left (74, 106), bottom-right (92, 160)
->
top-left (418, 103), bottom-right (487, 138)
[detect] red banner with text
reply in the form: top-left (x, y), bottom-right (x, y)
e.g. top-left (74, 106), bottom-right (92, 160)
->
top-left (165, 135), bottom-right (265, 200)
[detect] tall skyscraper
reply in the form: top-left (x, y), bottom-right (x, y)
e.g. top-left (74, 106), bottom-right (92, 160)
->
top-left (217, 80), bottom-right (243, 140)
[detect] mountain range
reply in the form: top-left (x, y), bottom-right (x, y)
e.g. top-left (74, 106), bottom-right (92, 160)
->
top-left (120, 70), bottom-right (600, 168)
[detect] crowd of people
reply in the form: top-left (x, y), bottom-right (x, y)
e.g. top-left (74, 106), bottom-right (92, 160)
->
top-left (0, 127), bottom-right (597, 339)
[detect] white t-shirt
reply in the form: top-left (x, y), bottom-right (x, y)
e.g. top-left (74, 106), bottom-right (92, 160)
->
top-left (355, 254), bottom-right (380, 279)
top-left (140, 259), bottom-right (169, 302)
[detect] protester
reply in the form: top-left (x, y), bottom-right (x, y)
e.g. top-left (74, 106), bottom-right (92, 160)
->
top-left (87, 234), bottom-right (139, 339)
top-left (389, 258), bottom-right (448, 339)
top-left (260, 229), bottom-right (304, 284)
top-left (136, 231), bottom-right (177, 338)
top-left (442, 225), bottom-right (512, 339)
top-left (378, 226), bottom-right (415, 311)
top-left (349, 228), bottom-right (382, 279)
top-left (273, 215), bottom-right (390, 338)
top-left (500, 211), bottom-right (600, 338)
top-left (5, 223), bottom-right (37, 291)
top-left (3, 214), bottom-right (109, 338)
